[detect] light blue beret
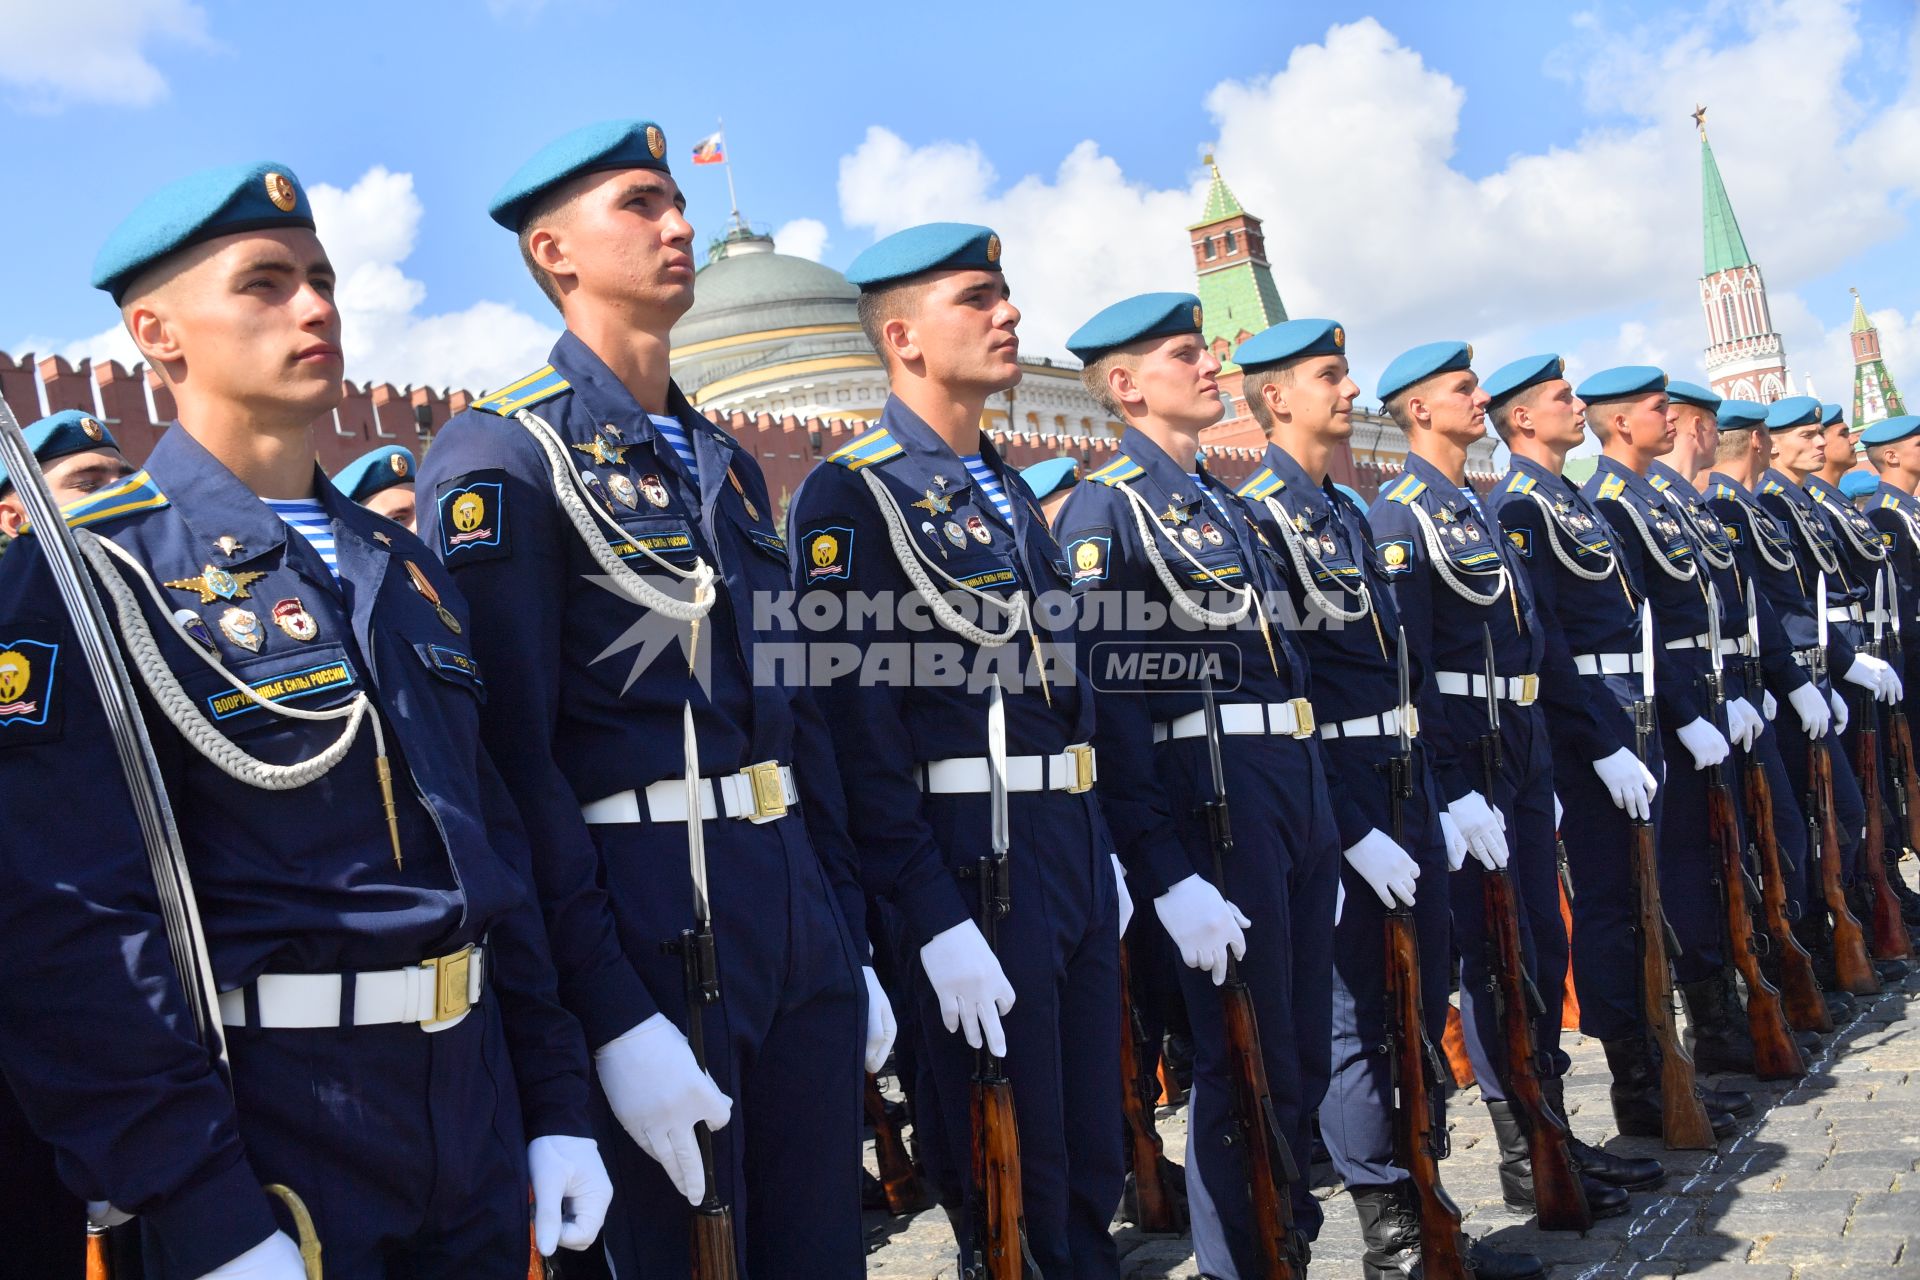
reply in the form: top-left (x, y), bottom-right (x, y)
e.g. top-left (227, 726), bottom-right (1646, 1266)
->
top-left (1021, 456), bottom-right (1079, 501)
top-left (1067, 293), bottom-right (1202, 362)
top-left (1667, 380), bottom-right (1723, 412)
top-left (93, 162), bottom-right (314, 301)
top-left (844, 223), bottom-right (1002, 290)
top-left (331, 445), bottom-right (417, 503)
top-left (1860, 415), bottom-right (1920, 447)
top-left (1716, 399), bottom-right (1768, 431)
top-left (1481, 354), bottom-right (1566, 407)
top-left (1821, 403), bottom-right (1846, 428)
top-left (1839, 470), bottom-right (1880, 500)
top-left (1575, 366), bottom-right (1668, 403)
top-left (1332, 481), bottom-right (1368, 513)
top-left (0, 410), bottom-right (121, 492)
top-left (489, 120), bottom-right (672, 231)
top-left (1234, 318), bottom-right (1346, 371)
top-left (1377, 341), bottom-right (1473, 401)
top-left (1765, 395), bottom-right (1823, 429)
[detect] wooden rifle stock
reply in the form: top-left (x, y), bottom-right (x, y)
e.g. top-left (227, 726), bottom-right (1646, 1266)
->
top-left (87, 1226), bottom-right (110, 1280)
top-left (1117, 943), bottom-right (1183, 1233)
top-left (1221, 977), bottom-right (1300, 1279)
top-left (866, 1073), bottom-right (930, 1216)
top-left (1850, 709), bottom-right (1913, 959)
top-left (690, 1204), bottom-right (738, 1280)
top-left (1628, 823), bottom-right (1716, 1150)
top-left (1705, 774), bottom-right (1805, 1078)
top-left (968, 1073), bottom-right (1035, 1280)
top-left (1742, 753), bottom-right (1831, 1033)
top-left (1385, 910), bottom-right (1471, 1280)
top-left (1888, 710), bottom-right (1920, 854)
top-left (1808, 744), bottom-right (1881, 994)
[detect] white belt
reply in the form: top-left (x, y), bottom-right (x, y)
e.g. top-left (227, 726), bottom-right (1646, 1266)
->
top-left (1825, 604), bottom-right (1864, 624)
top-left (1434, 672), bottom-right (1539, 706)
top-left (1154, 699), bottom-right (1318, 743)
top-left (1573, 651), bottom-right (1643, 676)
top-left (919, 744), bottom-right (1096, 794)
top-left (1663, 634), bottom-right (1741, 655)
top-left (1318, 707), bottom-right (1418, 740)
top-left (219, 946), bottom-right (484, 1032)
top-left (581, 762), bottom-right (796, 825)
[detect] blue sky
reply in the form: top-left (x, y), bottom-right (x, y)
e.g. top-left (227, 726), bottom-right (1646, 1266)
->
top-left (4, 0), bottom-right (1916, 409)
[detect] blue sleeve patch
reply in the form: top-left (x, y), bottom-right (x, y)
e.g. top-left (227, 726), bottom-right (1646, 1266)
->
top-left (0, 631), bottom-right (62, 746)
top-left (437, 473), bottom-right (509, 564)
top-left (1376, 539), bottom-right (1413, 575)
top-left (800, 525), bottom-right (854, 583)
top-left (1066, 533), bottom-right (1112, 584)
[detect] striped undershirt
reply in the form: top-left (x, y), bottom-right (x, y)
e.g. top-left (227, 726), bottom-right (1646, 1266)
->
top-left (650, 413), bottom-right (699, 483)
top-left (960, 454), bottom-right (1013, 521)
top-left (264, 498), bottom-right (339, 579)
top-left (1187, 474), bottom-right (1235, 524)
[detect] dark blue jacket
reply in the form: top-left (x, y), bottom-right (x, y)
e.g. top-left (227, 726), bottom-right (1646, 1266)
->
top-left (1867, 482), bottom-right (1920, 636)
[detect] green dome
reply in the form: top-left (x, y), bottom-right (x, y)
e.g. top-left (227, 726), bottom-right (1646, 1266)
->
top-left (672, 228), bottom-right (860, 352)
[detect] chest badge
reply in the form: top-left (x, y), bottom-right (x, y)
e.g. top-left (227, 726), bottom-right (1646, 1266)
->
top-left (607, 473), bottom-right (640, 510)
top-left (219, 606), bottom-right (265, 653)
top-left (943, 520), bottom-right (968, 548)
top-left (1181, 526), bottom-right (1204, 550)
top-left (404, 561), bottom-right (463, 635)
top-left (1161, 501), bottom-right (1192, 526)
top-left (966, 514), bottom-right (993, 545)
top-left (165, 564), bottom-right (266, 605)
top-left (272, 598), bottom-right (319, 642)
top-left (573, 438), bottom-right (629, 468)
top-left (579, 471), bottom-right (613, 515)
top-left (213, 535), bottom-right (245, 558)
top-left (1201, 522), bottom-right (1225, 547)
top-left (173, 609), bottom-right (220, 657)
top-left (913, 489), bottom-right (953, 517)
top-left (640, 474), bottom-right (672, 508)
top-left (372, 530), bottom-right (392, 546)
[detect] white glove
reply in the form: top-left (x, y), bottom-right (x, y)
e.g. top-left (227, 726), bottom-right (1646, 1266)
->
top-left (1726, 697), bottom-right (1763, 751)
top-left (1112, 854), bottom-right (1134, 937)
top-left (861, 966), bottom-right (897, 1074)
top-left (194, 1232), bottom-right (307, 1280)
top-left (1675, 716), bottom-right (1731, 770)
top-left (1789, 682), bottom-right (1831, 738)
top-left (919, 920), bottom-right (1016, 1057)
top-left (1592, 746), bottom-right (1657, 821)
top-left (1446, 791), bottom-right (1509, 869)
top-left (1343, 828), bottom-right (1420, 908)
top-left (1437, 811), bottom-right (1469, 870)
top-left (529, 1135), bottom-right (613, 1255)
top-left (1763, 690), bottom-right (1778, 721)
top-left (596, 1013), bottom-right (734, 1206)
top-left (1153, 873), bottom-right (1251, 985)
top-left (1831, 690), bottom-right (1850, 735)
top-left (1844, 653), bottom-right (1890, 699)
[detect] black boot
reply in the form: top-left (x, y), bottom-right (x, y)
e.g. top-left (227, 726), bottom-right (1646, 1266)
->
top-left (1542, 1076), bottom-right (1664, 1190)
top-left (1471, 1237), bottom-right (1548, 1280)
top-left (1701, 1084), bottom-right (1753, 1119)
top-left (1681, 971), bottom-right (1757, 1074)
top-left (1352, 1182), bottom-right (1424, 1279)
top-left (1796, 1029), bottom-right (1824, 1056)
top-left (1486, 1099), bottom-right (1629, 1219)
top-left (1603, 1036), bottom-right (1738, 1140)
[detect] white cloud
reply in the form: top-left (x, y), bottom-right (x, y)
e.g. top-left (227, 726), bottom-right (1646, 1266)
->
top-left (0, 0), bottom-right (211, 112)
top-left (772, 217), bottom-right (830, 262)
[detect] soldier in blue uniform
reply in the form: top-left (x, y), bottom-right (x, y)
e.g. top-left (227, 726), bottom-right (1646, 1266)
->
top-left (0, 409), bottom-right (134, 538)
top-left (415, 121), bottom-right (883, 1278)
top-left (1051, 297), bottom-right (1339, 1276)
top-left (1232, 320), bottom-right (1545, 1279)
top-left (1859, 414), bottom-right (1920, 929)
top-left (330, 443), bottom-right (418, 530)
top-left (788, 223), bottom-right (1127, 1277)
top-left (1366, 343), bottom-right (1634, 1221)
top-left (0, 162), bottom-right (610, 1280)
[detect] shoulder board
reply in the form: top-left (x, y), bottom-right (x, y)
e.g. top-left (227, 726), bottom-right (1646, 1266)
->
top-left (1810, 488), bottom-right (1833, 507)
top-left (1761, 479), bottom-right (1784, 495)
top-left (1503, 472), bottom-right (1536, 494)
top-left (1382, 474), bottom-right (1427, 505)
top-left (825, 427), bottom-right (903, 471)
top-left (1713, 482), bottom-right (1736, 499)
top-left (1648, 473), bottom-right (1672, 492)
top-left (473, 365), bottom-right (571, 416)
top-left (1235, 467), bottom-right (1284, 501)
top-left (59, 470), bottom-right (170, 529)
top-left (1596, 473), bottom-right (1626, 501)
top-left (1088, 455), bottom-right (1145, 487)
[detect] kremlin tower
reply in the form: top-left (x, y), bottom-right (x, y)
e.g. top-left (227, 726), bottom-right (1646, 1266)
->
top-left (1850, 288), bottom-right (1906, 427)
top-left (1694, 107), bottom-right (1792, 403)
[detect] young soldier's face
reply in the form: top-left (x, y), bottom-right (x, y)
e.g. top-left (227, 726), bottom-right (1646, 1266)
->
top-left (1282, 354), bottom-right (1359, 440)
top-left (1823, 421), bottom-right (1853, 470)
top-left (1519, 379), bottom-right (1586, 449)
top-left (553, 168), bottom-right (696, 322)
top-left (1774, 421), bottom-right (1826, 472)
top-left (1620, 392), bottom-right (1675, 456)
top-left (1416, 370), bottom-right (1488, 444)
top-left (363, 484), bottom-right (417, 532)
top-left (1127, 333), bottom-right (1222, 431)
top-left (0, 448), bottom-right (134, 537)
top-left (903, 269), bottom-right (1022, 395)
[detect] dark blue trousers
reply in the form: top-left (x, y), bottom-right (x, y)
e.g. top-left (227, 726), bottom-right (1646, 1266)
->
top-left (589, 814), bottom-right (866, 1280)
top-left (1655, 707), bottom-right (1731, 985)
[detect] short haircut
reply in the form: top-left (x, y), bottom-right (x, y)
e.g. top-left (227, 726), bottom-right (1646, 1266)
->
top-left (856, 279), bottom-right (932, 365)
top-left (1714, 425), bottom-right (1756, 463)
top-left (1866, 442), bottom-right (1893, 470)
top-left (517, 184), bottom-right (580, 312)
top-left (1382, 389), bottom-right (1415, 432)
top-left (1242, 363), bottom-right (1294, 433)
top-left (1078, 350), bottom-right (1135, 419)
top-left (1584, 398), bottom-right (1633, 444)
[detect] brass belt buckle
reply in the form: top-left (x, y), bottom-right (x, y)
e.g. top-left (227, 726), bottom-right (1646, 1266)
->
top-left (423, 945), bottom-right (474, 1027)
top-left (1289, 697), bottom-right (1317, 738)
top-left (745, 761), bottom-right (788, 821)
top-left (1065, 743), bottom-right (1095, 793)
top-left (1516, 674), bottom-right (1539, 706)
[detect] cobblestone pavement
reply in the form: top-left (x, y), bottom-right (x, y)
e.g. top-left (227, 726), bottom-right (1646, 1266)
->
top-left (865, 918), bottom-right (1920, 1277)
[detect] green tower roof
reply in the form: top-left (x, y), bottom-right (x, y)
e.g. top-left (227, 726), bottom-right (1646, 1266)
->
top-left (1700, 131), bottom-right (1753, 275)
top-left (1851, 288), bottom-right (1872, 333)
top-left (1189, 157), bottom-right (1245, 229)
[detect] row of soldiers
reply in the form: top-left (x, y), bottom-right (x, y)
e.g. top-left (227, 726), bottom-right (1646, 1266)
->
top-left (0, 116), bottom-right (1914, 1280)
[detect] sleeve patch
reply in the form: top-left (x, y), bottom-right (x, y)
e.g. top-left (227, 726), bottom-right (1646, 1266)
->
top-left (1066, 533), bottom-right (1112, 584)
top-left (801, 525), bottom-right (854, 583)
top-left (1377, 539), bottom-right (1413, 575)
top-left (0, 629), bottom-right (64, 747)
top-left (1507, 528), bottom-right (1531, 557)
top-left (1724, 523), bottom-right (1743, 544)
top-left (437, 473), bottom-right (510, 564)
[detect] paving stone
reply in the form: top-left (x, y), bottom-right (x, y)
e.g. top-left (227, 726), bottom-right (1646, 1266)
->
top-left (1749, 1233), bottom-right (1905, 1265)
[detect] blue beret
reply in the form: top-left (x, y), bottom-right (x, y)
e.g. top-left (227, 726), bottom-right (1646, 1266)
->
top-left (1765, 395), bottom-right (1823, 429)
top-left (1234, 318), bottom-right (1346, 371)
top-left (1839, 470), bottom-right (1880, 500)
top-left (1575, 366), bottom-right (1668, 402)
top-left (1067, 293), bottom-right (1202, 362)
top-left (93, 162), bottom-right (314, 301)
top-left (1666, 380), bottom-right (1723, 412)
top-left (331, 445), bottom-right (417, 503)
top-left (1481, 354), bottom-right (1566, 408)
top-left (1716, 399), bottom-right (1768, 431)
top-left (844, 223), bottom-right (1002, 290)
top-left (1821, 403), bottom-right (1846, 428)
top-left (0, 410), bottom-right (121, 492)
top-left (489, 120), bottom-right (672, 231)
top-left (1377, 341), bottom-right (1474, 401)
top-left (1860, 414), bottom-right (1920, 447)
top-left (1332, 481), bottom-right (1368, 513)
top-left (1020, 456), bottom-right (1079, 501)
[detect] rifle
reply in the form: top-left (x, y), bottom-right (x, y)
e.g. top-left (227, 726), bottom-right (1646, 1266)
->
top-left (865, 1073), bottom-right (931, 1217)
top-left (1857, 572), bottom-right (1912, 959)
top-left (1624, 606), bottom-right (1716, 1150)
top-left (1702, 586), bottom-right (1805, 1079)
top-left (1382, 629), bottom-right (1471, 1279)
top-left (1740, 582), bottom-right (1830, 1034)
top-left (1881, 565), bottom-right (1920, 856)
top-left (1117, 942), bottom-right (1185, 1233)
top-left (965, 679), bottom-right (1039, 1280)
top-left (1806, 573), bottom-right (1881, 996)
top-left (670, 705), bottom-right (740, 1280)
top-left (1475, 628), bottom-right (1596, 1224)
top-left (1198, 673), bottom-right (1303, 1278)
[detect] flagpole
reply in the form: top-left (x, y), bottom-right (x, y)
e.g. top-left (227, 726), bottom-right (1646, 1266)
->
top-left (719, 116), bottom-right (741, 224)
